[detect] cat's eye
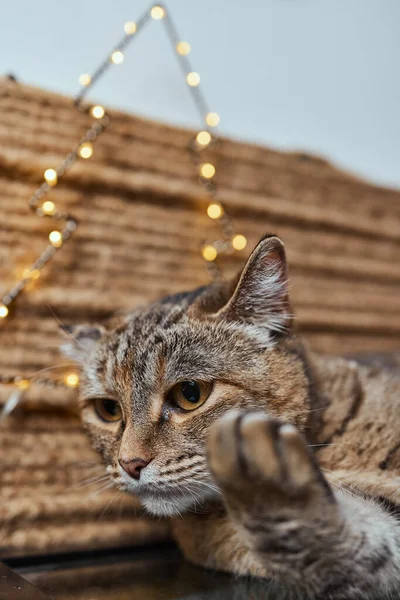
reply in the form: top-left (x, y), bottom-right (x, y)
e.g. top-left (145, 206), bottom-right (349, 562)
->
top-left (168, 380), bottom-right (213, 411)
top-left (94, 398), bottom-right (122, 423)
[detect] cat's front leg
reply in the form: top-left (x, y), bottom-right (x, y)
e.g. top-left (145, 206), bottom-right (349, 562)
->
top-left (207, 411), bottom-right (400, 598)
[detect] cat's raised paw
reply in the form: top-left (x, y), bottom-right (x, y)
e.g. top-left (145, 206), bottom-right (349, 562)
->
top-left (207, 411), bottom-right (328, 503)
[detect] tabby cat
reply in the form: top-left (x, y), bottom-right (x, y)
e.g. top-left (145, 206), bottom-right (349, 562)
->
top-left (63, 235), bottom-right (400, 598)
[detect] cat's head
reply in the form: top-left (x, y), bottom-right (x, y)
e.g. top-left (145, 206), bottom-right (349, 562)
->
top-left (62, 235), bottom-right (310, 517)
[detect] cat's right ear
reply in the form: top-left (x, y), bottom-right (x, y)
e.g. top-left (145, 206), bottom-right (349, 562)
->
top-left (60, 324), bottom-right (105, 364)
top-left (215, 234), bottom-right (291, 337)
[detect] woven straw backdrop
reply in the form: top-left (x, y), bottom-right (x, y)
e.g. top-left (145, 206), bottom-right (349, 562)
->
top-left (0, 77), bottom-right (399, 557)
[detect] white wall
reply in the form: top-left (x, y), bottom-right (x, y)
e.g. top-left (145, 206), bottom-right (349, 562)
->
top-left (2, 0), bottom-right (399, 188)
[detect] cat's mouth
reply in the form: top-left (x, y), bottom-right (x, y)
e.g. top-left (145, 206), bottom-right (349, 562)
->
top-left (117, 472), bottom-right (220, 517)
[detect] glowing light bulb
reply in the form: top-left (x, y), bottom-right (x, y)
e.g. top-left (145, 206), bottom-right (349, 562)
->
top-left (78, 142), bottom-right (93, 159)
top-left (111, 51), bottom-right (124, 64)
top-left (207, 203), bottom-right (223, 219)
top-left (49, 231), bottom-right (62, 247)
top-left (124, 21), bottom-right (137, 35)
top-left (187, 72), bottom-right (200, 87)
top-left (23, 268), bottom-right (40, 280)
top-left (176, 41), bottom-right (191, 55)
top-left (206, 112), bottom-right (220, 127)
top-left (18, 379), bottom-right (30, 390)
top-left (65, 373), bottom-right (80, 387)
top-left (0, 304), bottom-right (9, 318)
top-left (196, 131), bottom-right (212, 147)
top-left (79, 73), bottom-right (91, 86)
top-left (44, 169), bottom-right (58, 186)
top-left (200, 163), bottom-right (216, 179)
top-left (202, 245), bottom-right (217, 262)
top-left (42, 200), bottom-right (55, 215)
top-left (90, 105), bottom-right (105, 119)
top-left (151, 5), bottom-right (165, 19)
top-left (232, 234), bottom-right (247, 251)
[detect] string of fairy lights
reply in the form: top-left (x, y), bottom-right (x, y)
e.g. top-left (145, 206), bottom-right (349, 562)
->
top-left (0, 3), bottom-right (248, 408)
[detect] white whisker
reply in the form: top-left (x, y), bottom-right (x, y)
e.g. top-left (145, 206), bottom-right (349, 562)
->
top-left (97, 490), bottom-right (123, 521)
top-left (90, 480), bottom-right (116, 497)
top-left (192, 478), bottom-right (222, 496)
top-left (321, 469), bottom-right (360, 500)
top-left (70, 473), bottom-right (110, 491)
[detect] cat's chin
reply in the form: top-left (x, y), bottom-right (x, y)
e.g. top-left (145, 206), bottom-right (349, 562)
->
top-left (131, 486), bottom-right (218, 518)
top-left (140, 493), bottom-right (197, 517)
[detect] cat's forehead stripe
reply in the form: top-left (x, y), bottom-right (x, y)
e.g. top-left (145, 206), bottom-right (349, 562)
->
top-left (115, 333), bottom-right (130, 366)
top-left (90, 286), bottom-right (275, 411)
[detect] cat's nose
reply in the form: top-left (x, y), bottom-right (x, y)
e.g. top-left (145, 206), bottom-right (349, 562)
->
top-left (119, 458), bottom-right (151, 480)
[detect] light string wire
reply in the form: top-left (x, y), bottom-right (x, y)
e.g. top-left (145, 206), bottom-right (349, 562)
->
top-left (0, 2), bottom-right (247, 405)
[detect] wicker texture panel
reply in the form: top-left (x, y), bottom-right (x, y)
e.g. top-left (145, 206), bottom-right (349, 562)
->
top-left (0, 77), bottom-right (399, 556)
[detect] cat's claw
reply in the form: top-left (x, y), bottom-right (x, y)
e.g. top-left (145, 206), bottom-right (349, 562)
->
top-left (207, 411), bottom-right (331, 506)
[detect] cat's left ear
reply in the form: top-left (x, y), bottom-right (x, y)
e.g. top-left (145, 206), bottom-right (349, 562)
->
top-left (60, 324), bottom-right (105, 364)
top-left (217, 235), bottom-right (291, 335)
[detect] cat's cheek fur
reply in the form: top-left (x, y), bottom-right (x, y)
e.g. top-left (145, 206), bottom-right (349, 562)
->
top-left (82, 420), bottom-right (121, 465)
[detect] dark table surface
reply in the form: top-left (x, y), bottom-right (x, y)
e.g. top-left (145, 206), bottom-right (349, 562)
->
top-left (3, 542), bottom-right (400, 600)
top-left (3, 544), bottom-right (307, 600)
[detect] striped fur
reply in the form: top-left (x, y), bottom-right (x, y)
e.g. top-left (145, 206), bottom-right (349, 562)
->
top-left (62, 235), bottom-right (400, 598)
